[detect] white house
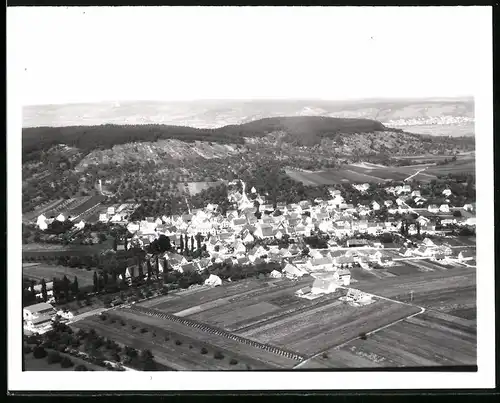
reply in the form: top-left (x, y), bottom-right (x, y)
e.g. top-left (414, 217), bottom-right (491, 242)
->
top-left (36, 214), bottom-right (48, 231)
top-left (254, 224), bottom-right (275, 239)
top-left (283, 263), bottom-right (306, 279)
top-left (338, 269), bottom-right (351, 286)
top-left (442, 189), bottom-right (452, 197)
top-left (311, 277), bottom-right (338, 295)
top-left (269, 269), bottom-right (283, 279)
top-left (372, 201), bottom-right (381, 211)
top-left (23, 302), bottom-right (56, 334)
top-left (73, 220), bottom-right (86, 230)
top-left (204, 274), bottom-right (222, 287)
top-left (56, 213), bottom-right (66, 222)
top-left (428, 205), bottom-right (439, 213)
top-left (439, 204), bottom-right (450, 213)
top-left (32, 282), bottom-right (54, 301)
top-left (463, 204), bottom-right (474, 212)
top-left (308, 257), bottom-right (334, 271)
top-left (420, 238), bottom-right (435, 248)
top-left (56, 310), bottom-right (74, 320)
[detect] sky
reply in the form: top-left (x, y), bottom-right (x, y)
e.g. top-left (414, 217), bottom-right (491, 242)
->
top-left (8, 6), bottom-right (490, 106)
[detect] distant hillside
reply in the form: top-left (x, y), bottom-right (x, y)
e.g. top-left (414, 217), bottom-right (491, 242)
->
top-left (23, 98), bottom-right (475, 136)
top-left (22, 116), bottom-right (393, 160)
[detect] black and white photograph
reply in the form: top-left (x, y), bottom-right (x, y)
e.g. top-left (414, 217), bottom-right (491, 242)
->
top-left (7, 6), bottom-right (495, 392)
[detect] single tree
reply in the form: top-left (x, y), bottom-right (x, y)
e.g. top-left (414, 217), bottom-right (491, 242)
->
top-left (30, 280), bottom-right (36, 300)
top-left (93, 271), bottom-right (99, 293)
top-left (41, 278), bottom-right (48, 302)
top-left (190, 236), bottom-right (195, 252)
top-left (147, 259), bottom-right (153, 280)
top-left (72, 276), bottom-right (79, 295)
top-left (196, 233), bottom-right (202, 250)
top-left (179, 236), bottom-right (184, 253)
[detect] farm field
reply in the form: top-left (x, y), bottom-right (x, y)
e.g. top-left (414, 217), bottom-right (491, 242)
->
top-left (353, 264), bottom-right (476, 321)
top-left (145, 277), bottom-right (312, 313)
top-left (238, 299), bottom-right (421, 356)
top-left (73, 309), bottom-right (298, 370)
top-left (302, 309), bottom-right (476, 368)
top-left (23, 194), bottom-right (106, 223)
top-left (186, 284), bottom-right (342, 332)
top-left (286, 157), bottom-right (475, 186)
top-left (22, 263), bottom-right (96, 286)
top-left (22, 240), bottom-right (112, 260)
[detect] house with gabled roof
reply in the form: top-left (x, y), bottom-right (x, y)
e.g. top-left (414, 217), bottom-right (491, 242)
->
top-left (254, 224), bottom-right (275, 239)
top-left (428, 204), bottom-right (439, 213)
top-left (308, 257), bottom-right (334, 271)
top-left (283, 263), bottom-right (307, 279)
top-left (415, 245), bottom-right (435, 257)
top-left (240, 229), bottom-right (255, 244)
top-left (398, 247), bottom-right (413, 257)
top-left (232, 240), bottom-right (247, 255)
top-left (269, 269), bottom-right (282, 278)
top-left (334, 255), bottom-right (355, 268)
top-left (295, 286), bottom-right (312, 296)
top-left (439, 204), bottom-right (450, 213)
top-left (311, 277), bottom-right (338, 295)
top-left (422, 237), bottom-right (436, 247)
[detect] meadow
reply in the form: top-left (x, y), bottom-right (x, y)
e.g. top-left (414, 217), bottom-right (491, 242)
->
top-left (23, 263), bottom-right (96, 286)
top-left (302, 309), bottom-right (476, 368)
top-left (286, 157), bottom-right (475, 186)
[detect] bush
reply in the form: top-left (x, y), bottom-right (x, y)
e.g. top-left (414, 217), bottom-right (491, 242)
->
top-left (47, 351), bottom-right (62, 364)
top-left (229, 358), bottom-right (238, 365)
top-left (100, 314), bottom-right (107, 321)
top-left (214, 351), bottom-right (224, 360)
top-left (131, 325), bottom-right (136, 330)
top-left (189, 345), bottom-right (193, 349)
top-left (33, 346), bottom-right (47, 359)
top-left (74, 364), bottom-right (88, 371)
top-left (359, 332), bottom-right (368, 340)
top-left (120, 321), bottom-right (126, 326)
top-left (60, 356), bottom-right (74, 368)
top-left (175, 340), bottom-right (182, 346)
top-left (140, 328), bottom-right (148, 334)
top-left (200, 347), bottom-right (208, 355)
top-left (164, 336), bottom-right (170, 341)
top-left (322, 353), bottom-right (328, 359)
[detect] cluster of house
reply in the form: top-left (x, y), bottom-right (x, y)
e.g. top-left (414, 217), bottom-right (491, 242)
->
top-left (112, 182), bottom-right (476, 280)
top-left (98, 204), bottom-right (140, 224)
top-left (398, 237), bottom-right (475, 263)
top-left (36, 213), bottom-right (86, 232)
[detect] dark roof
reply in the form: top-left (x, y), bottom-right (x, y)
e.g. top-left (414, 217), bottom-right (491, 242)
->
top-left (181, 263), bottom-right (196, 273)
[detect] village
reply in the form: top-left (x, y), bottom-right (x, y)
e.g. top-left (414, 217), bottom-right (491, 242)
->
top-left (24, 177), bottom-right (476, 336)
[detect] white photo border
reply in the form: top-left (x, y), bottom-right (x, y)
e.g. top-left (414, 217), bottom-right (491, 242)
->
top-left (7, 5), bottom-right (495, 392)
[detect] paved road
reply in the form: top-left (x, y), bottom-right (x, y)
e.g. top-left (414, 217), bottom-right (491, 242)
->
top-left (68, 307), bottom-right (112, 324)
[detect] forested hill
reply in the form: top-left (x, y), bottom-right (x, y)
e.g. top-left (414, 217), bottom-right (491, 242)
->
top-left (22, 116), bottom-right (394, 161)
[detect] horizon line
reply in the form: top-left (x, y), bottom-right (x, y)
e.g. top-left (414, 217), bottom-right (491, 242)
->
top-left (23, 95), bottom-right (474, 108)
